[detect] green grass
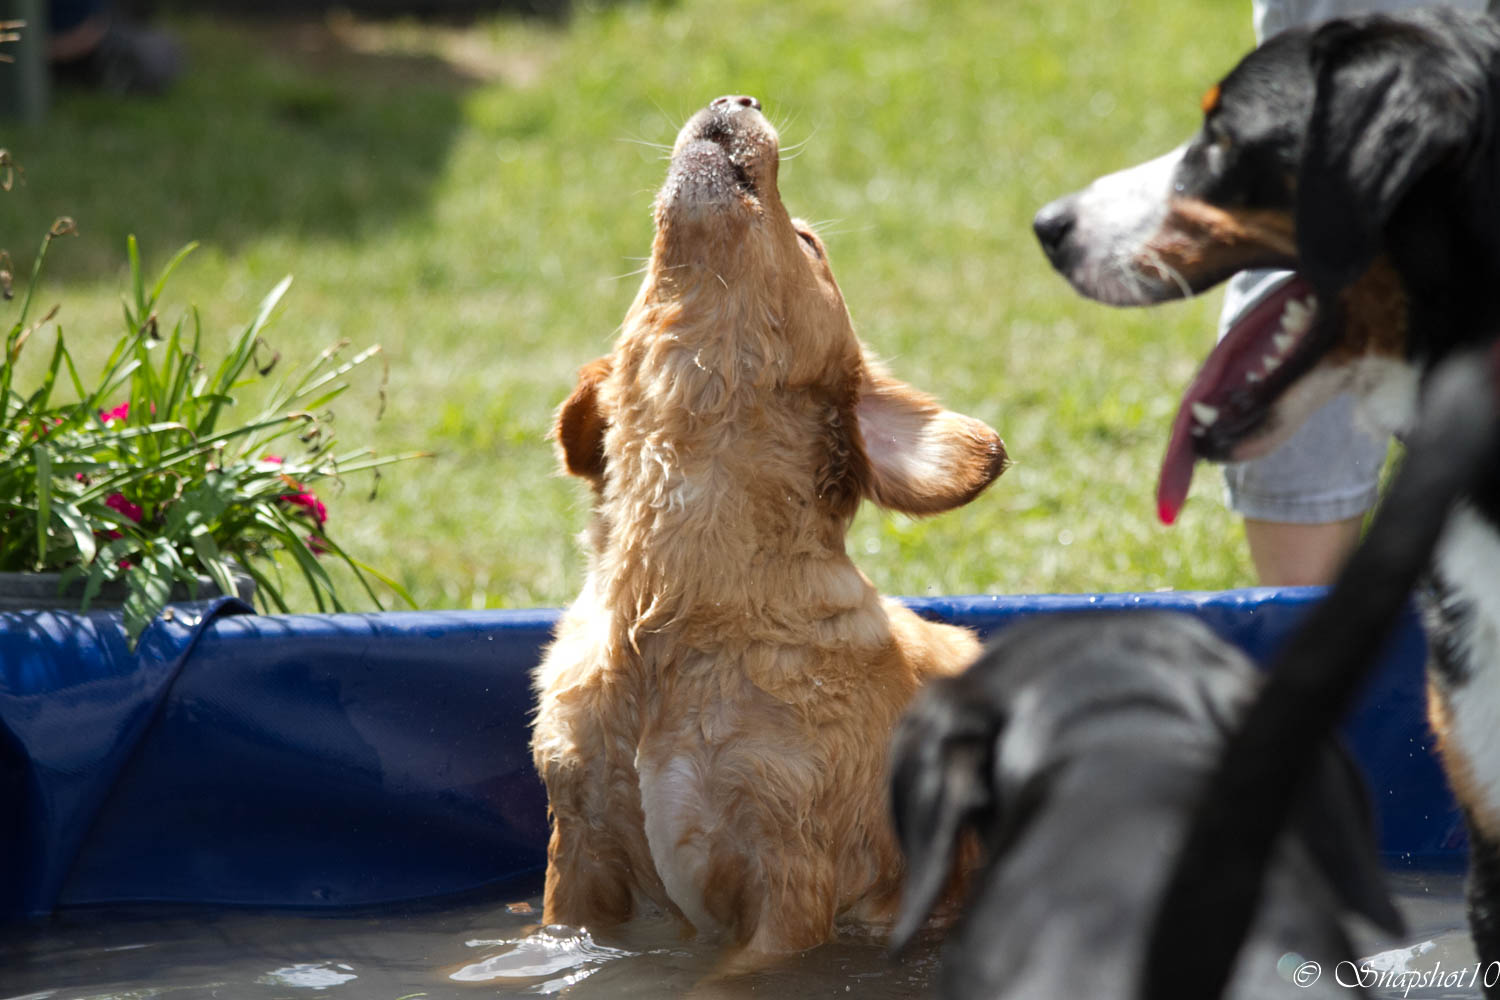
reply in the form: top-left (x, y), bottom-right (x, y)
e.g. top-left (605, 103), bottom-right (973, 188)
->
top-left (0, 0), bottom-right (1263, 611)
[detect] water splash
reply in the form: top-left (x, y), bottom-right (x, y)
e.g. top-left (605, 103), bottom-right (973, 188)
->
top-left (1360, 938), bottom-right (1437, 974)
top-left (450, 925), bottom-right (638, 993)
top-left (255, 963), bottom-right (358, 989)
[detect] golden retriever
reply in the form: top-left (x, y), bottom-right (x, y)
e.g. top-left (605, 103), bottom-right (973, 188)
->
top-left (531, 94), bottom-right (1006, 965)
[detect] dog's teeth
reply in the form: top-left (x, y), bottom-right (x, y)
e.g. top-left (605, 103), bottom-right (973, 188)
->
top-left (1273, 332), bottom-right (1295, 354)
top-left (1191, 424), bottom-right (1207, 438)
top-left (1263, 354), bottom-right (1281, 373)
top-left (1281, 299), bottom-right (1312, 336)
top-left (1191, 402), bottom-right (1220, 426)
top-left (1247, 370), bottom-right (1262, 383)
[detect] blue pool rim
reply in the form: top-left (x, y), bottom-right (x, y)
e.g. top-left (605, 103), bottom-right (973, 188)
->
top-left (0, 588), bottom-right (1463, 921)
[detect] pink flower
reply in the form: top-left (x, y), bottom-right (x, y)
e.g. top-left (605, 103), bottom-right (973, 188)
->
top-left (267, 463), bottom-right (330, 556)
top-left (99, 402), bottom-right (130, 425)
top-left (283, 490), bottom-right (327, 526)
top-left (104, 493), bottom-right (143, 523)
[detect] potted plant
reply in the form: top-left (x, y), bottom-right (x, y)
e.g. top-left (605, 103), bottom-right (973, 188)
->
top-left (0, 222), bottom-right (422, 643)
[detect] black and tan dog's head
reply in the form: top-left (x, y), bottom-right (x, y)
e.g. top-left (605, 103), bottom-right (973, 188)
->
top-left (1034, 7), bottom-right (1500, 522)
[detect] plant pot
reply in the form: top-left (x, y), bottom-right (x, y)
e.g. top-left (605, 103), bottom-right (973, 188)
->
top-left (0, 570), bottom-right (256, 613)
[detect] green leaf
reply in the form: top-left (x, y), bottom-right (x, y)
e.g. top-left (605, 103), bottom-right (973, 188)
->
top-left (238, 559), bottom-right (286, 613)
top-left (123, 556), bottom-right (173, 647)
top-left (32, 444), bottom-right (50, 567)
top-left (259, 506), bottom-right (341, 612)
top-left (128, 235), bottom-right (146, 321)
top-left (22, 330), bottom-right (68, 416)
top-left (52, 500), bottom-right (97, 566)
top-left (202, 276), bottom-right (292, 434)
top-left (148, 242), bottom-right (198, 311)
top-left (333, 541), bottom-right (417, 609)
top-left (13, 226), bottom-right (55, 331)
top-left (191, 532), bottom-right (237, 599)
top-left (164, 476), bottom-right (231, 537)
top-left (80, 560), bottom-right (108, 611)
top-left (86, 357), bottom-right (143, 414)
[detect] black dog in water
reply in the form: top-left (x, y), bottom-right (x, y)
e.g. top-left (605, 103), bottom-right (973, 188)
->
top-left (889, 349), bottom-right (1500, 1000)
top-left (887, 613), bottom-right (1400, 1000)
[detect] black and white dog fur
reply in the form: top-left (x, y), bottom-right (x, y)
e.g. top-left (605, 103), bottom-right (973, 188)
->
top-left (1033, 4), bottom-right (1500, 993)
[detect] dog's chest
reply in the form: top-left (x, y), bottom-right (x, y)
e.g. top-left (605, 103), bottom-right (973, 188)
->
top-left (1428, 506), bottom-right (1500, 821)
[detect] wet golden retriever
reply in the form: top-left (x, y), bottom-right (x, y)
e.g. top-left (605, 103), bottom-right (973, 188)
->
top-left (531, 95), bottom-right (1006, 965)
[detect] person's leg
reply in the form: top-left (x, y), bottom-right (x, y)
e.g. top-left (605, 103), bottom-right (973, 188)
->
top-left (47, 0), bottom-right (107, 61)
top-left (47, 0), bottom-right (182, 95)
top-left (1243, 516), bottom-right (1365, 586)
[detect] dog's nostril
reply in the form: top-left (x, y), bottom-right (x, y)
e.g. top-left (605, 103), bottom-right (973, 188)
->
top-left (712, 95), bottom-right (761, 112)
top-left (1032, 199), bottom-right (1078, 259)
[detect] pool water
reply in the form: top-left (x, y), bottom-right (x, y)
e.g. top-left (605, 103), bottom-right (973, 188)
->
top-left (0, 888), bottom-right (941, 1000)
top-left (0, 872), bottom-right (1478, 999)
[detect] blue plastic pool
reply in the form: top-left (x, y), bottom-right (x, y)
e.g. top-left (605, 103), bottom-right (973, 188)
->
top-left (0, 589), bottom-right (1475, 998)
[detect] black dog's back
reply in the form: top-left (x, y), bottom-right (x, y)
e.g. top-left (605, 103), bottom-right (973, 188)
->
top-left (889, 612), bottom-right (1398, 999)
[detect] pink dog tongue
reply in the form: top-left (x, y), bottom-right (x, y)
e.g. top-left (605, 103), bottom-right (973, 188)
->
top-left (1156, 275), bottom-right (1315, 525)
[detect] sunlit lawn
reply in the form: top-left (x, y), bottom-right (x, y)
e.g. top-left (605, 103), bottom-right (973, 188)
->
top-left (0, 0), bottom-right (1262, 612)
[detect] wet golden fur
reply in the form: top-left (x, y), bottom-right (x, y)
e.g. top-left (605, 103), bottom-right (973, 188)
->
top-left (530, 97), bottom-right (1006, 963)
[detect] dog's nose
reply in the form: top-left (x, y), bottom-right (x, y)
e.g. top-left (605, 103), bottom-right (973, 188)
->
top-left (1032, 197), bottom-right (1078, 264)
top-left (711, 95), bottom-right (761, 112)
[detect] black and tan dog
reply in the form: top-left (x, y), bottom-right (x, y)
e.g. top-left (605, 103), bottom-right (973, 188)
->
top-left (1032, 4), bottom-right (1500, 993)
top-left (889, 349), bottom-right (1500, 999)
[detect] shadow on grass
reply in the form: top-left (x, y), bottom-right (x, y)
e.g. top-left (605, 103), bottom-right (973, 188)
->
top-left (0, 17), bottom-right (503, 279)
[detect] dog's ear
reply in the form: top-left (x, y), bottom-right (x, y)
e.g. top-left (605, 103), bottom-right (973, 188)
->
top-left (854, 363), bottom-right (1006, 516)
top-left (1288, 744), bottom-right (1405, 934)
top-left (1296, 17), bottom-right (1486, 291)
top-left (553, 357), bottom-right (612, 483)
top-left (887, 678), bottom-right (999, 954)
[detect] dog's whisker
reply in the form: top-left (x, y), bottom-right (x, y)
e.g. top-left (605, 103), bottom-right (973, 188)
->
top-left (779, 128), bottom-right (817, 155)
top-left (1139, 249), bottom-right (1194, 300)
top-left (619, 135), bottom-right (674, 152)
top-left (812, 224), bottom-right (873, 240)
top-left (648, 96), bottom-right (685, 134)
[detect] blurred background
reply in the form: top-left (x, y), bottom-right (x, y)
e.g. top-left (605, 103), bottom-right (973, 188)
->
top-left (0, 0), bottom-right (1262, 613)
